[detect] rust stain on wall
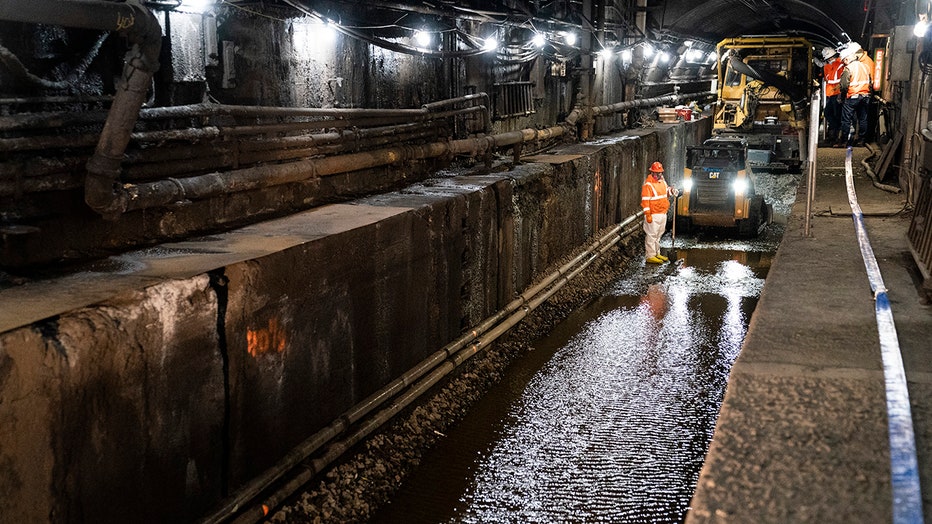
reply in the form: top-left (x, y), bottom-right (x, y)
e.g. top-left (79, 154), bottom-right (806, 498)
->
top-left (247, 318), bottom-right (287, 357)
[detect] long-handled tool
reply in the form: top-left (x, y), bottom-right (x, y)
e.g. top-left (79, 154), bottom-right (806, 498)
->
top-left (670, 192), bottom-right (679, 257)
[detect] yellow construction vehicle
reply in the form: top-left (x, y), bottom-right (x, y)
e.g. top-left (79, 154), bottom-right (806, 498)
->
top-left (712, 35), bottom-right (813, 173)
top-left (676, 136), bottom-right (772, 237)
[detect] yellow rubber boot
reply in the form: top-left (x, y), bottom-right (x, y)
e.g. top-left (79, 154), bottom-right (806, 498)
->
top-left (656, 254), bottom-right (669, 262)
top-left (646, 255), bottom-right (664, 264)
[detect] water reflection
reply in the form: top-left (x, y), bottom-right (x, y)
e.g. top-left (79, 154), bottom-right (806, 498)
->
top-left (372, 249), bottom-right (769, 524)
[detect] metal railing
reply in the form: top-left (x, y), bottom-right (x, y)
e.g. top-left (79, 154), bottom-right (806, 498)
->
top-left (906, 170), bottom-right (932, 293)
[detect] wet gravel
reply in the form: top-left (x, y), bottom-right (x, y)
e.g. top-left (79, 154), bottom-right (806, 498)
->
top-left (271, 230), bottom-right (646, 523)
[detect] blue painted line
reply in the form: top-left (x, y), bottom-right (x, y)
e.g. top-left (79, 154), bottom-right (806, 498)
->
top-left (845, 147), bottom-right (924, 524)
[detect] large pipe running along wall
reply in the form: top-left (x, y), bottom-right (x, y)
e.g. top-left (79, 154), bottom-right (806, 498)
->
top-left (565, 92), bottom-right (718, 139)
top-left (58, 89), bottom-right (710, 217)
top-left (114, 125), bottom-right (567, 213)
top-left (0, 0), bottom-right (163, 219)
top-left (0, 103), bottom-right (487, 196)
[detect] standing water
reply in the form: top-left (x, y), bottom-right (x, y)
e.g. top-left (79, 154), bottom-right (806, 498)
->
top-left (371, 244), bottom-right (775, 523)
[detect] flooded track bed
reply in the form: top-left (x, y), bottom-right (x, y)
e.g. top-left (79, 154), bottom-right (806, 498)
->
top-left (370, 246), bottom-right (774, 523)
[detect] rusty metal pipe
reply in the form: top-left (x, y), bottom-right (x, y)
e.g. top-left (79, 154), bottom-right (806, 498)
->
top-left (139, 102), bottom-right (430, 120)
top-left (0, 0), bottom-right (162, 216)
top-left (0, 0), bottom-right (150, 32)
top-left (124, 129), bottom-right (444, 180)
top-left (107, 124), bottom-right (568, 213)
top-left (0, 102), bottom-right (473, 133)
top-left (564, 92), bottom-right (716, 127)
top-left (126, 122), bottom-right (439, 163)
top-left (0, 0), bottom-right (162, 219)
top-left (0, 110), bottom-right (111, 132)
top-left (0, 118), bottom-right (442, 153)
top-left (0, 0), bottom-right (162, 215)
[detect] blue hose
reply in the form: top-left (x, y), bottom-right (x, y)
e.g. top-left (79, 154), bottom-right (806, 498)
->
top-left (845, 147), bottom-right (924, 524)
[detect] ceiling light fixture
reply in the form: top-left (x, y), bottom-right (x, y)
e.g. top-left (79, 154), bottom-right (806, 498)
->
top-left (414, 30), bottom-right (432, 48)
top-left (914, 18), bottom-right (929, 37)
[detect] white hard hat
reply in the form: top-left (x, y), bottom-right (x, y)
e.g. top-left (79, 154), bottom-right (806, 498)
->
top-left (821, 47), bottom-right (838, 60)
top-left (839, 43), bottom-right (858, 61)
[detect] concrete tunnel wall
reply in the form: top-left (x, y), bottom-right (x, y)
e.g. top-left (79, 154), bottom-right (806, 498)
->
top-left (0, 119), bottom-right (710, 523)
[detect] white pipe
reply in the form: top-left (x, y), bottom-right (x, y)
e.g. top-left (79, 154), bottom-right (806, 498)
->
top-left (805, 91), bottom-right (821, 236)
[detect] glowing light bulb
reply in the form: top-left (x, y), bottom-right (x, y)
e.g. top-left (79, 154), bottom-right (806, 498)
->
top-left (621, 49), bottom-right (633, 62)
top-left (642, 44), bottom-right (654, 58)
top-left (563, 32), bottom-right (577, 46)
top-left (659, 51), bottom-right (670, 63)
top-left (532, 33), bottom-right (546, 48)
top-left (483, 37), bottom-right (499, 51)
top-left (915, 19), bottom-right (929, 37)
top-left (598, 48), bottom-right (614, 61)
top-left (180, 0), bottom-right (212, 13)
top-left (414, 30), bottom-right (432, 48)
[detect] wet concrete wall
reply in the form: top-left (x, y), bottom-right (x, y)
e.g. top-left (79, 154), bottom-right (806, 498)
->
top-left (0, 119), bottom-right (709, 523)
top-left (0, 277), bottom-right (225, 522)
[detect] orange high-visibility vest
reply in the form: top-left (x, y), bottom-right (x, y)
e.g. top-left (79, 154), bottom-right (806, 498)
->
top-left (858, 53), bottom-right (875, 84)
top-left (641, 177), bottom-right (670, 215)
top-left (845, 60), bottom-right (871, 97)
top-left (824, 59), bottom-right (843, 97)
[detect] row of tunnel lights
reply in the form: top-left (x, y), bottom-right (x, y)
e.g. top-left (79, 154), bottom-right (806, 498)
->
top-left (368, 24), bottom-right (718, 66)
top-left (176, 0), bottom-right (717, 64)
top-left (415, 28), bottom-right (716, 64)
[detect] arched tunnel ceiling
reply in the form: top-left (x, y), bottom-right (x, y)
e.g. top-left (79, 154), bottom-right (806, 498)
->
top-left (661, 0), bottom-right (894, 49)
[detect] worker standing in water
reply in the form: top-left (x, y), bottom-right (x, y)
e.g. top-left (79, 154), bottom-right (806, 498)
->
top-left (641, 161), bottom-right (679, 264)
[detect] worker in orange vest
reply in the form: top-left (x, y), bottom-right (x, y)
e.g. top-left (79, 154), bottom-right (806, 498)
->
top-left (839, 42), bottom-right (872, 146)
top-left (821, 47), bottom-right (844, 147)
top-left (641, 161), bottom-right (679, 264)
top-left (848, 42), bottom-right (875, 85)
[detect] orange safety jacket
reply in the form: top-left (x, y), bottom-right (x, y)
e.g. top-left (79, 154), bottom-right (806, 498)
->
top-left (843, 60), bottom-right (871, 98)
top-left (823, 58), bottom-right (843, 97)
top-left (641, 176), bottom-right (670, 215)
top-left (858, 53), bottom-right (875, 84)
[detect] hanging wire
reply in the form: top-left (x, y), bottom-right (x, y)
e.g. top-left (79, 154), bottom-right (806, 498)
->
top-left (0, 32), bottom-right (109, 90)
top-left (281, 0), bottom-right (498, 58)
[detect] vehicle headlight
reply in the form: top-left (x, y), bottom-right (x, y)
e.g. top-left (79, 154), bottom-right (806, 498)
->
top-left (682, 178), bottom-right (693, 191)
top-left (733, 178), bottom-right (748, 195)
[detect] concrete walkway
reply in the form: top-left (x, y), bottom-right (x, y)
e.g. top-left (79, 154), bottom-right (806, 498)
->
top-left (687, 145), bottom-right (932, 522)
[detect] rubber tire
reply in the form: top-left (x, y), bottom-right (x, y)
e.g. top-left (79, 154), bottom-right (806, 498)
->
top-left (674, 215), bottom-right (692, 235)
top-left (737, 196), bottom-right (764, 238)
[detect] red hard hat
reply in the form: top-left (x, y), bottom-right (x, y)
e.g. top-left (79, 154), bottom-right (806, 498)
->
top-left (649, 161), bottom-right (664, 173)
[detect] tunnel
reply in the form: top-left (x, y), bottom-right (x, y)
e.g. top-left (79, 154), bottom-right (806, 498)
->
top-left (1, 1), bottom-right (932, 523)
